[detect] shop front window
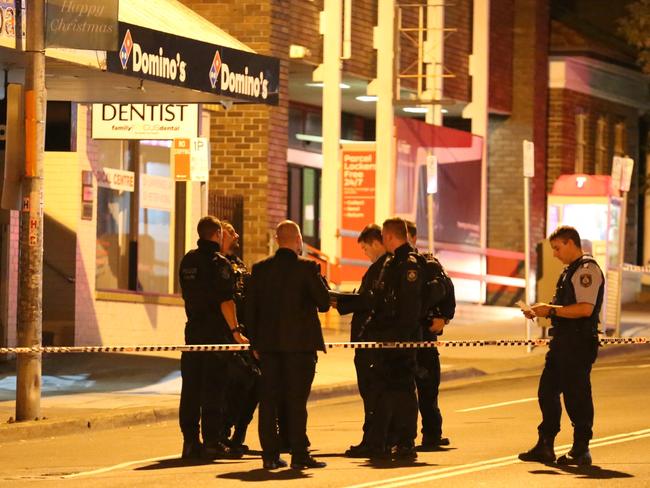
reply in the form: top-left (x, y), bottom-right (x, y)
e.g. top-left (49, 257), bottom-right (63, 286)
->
top-left (96, 140), bottom-right (131, 290)
top-left (95, 139), bottom-right (184, 295)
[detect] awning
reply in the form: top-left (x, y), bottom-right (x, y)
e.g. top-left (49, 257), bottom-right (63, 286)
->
top-left (0, 0), bottom-right (279, 105)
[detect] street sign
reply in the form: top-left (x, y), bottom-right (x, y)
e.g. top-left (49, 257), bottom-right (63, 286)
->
top-left (523, 139), bottom-right (535, 178)
top-left (620, 156), bottom-right (634, 192)
top-left (173, 137), bottom-right (209, 181)
top-left (426, 153), bottom-right (438, 194)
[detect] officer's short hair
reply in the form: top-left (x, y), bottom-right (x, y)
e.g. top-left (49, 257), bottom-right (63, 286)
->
top-left (197, 216), bottom-right (222, 240)
top-left (405, 220), bottom-right (417, 239)
top-left (549, 225), bottom-right (582, 248)
top-left (358, 224), bottom-right (382, 244)
top-left (382, 218), bottom-right (408, 240)
top-left (222, 220), bottom-right (236, 235)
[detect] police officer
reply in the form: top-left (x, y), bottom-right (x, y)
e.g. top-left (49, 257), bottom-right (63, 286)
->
top-left (519, 225), bottom-right (603, 466)
top-left (405, 221), bottom-right (451, 450)
top-left (364, 218), bottom-right (423, 461)
top-left (220, 221), bottom-right (260, 453)
top-left (178, 216), bottom-right (248, 460)
top-left (331, 224), bottom-right (389, 457)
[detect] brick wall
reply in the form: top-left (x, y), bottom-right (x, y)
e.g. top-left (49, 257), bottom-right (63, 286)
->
top-left (443, 0), bottom-right (471, 102)
top-left (489, 0), bottom-right (514, 113)
top-left (547, 88), bottom-right (640, 260)
top-left (181, 0), bottom-right (289, 265)
top-left (487, 0), bottom-right (549, 253)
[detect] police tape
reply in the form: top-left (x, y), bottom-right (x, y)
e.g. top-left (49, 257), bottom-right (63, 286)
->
top-left (0, 337), bottom-right (648, 354)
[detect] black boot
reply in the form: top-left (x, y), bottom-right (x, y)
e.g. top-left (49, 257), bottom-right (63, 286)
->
top-left (181, 439), bottom-right (203, 459)
top-left (557, 441), bottom-right (592, 466)
top-left (417, 435), bottom-right (450, 451)
top-left (518, 435), bottom-right (556, 463)
top-left (202, 441), bottom-right (244, 460)
top-left (230, 425), bottom-right (249, 453)
top-left (290, 454), bottom-right (327, 469)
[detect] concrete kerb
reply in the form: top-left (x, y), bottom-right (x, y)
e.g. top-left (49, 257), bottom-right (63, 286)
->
top-left (0, 406), bottom-right (178, 443)
top-left (0, 365), bottom-right (489, 442)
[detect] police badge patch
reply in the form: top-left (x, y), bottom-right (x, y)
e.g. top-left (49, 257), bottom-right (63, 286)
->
top-left (579, 273), bottom-right (592, 288)
top-left (407, 270), bottom-right (418, 282)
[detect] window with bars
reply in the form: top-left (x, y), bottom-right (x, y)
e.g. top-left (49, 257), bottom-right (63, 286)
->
top-left (614, 121), bottom-right (626, 156)
top-left (575, 112), bottom-right (587, 173)
top-left (595, 116), bottom-right (607, 174)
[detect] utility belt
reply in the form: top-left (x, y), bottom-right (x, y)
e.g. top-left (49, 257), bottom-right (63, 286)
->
top-left (548, 318), bottom-right (598, 338)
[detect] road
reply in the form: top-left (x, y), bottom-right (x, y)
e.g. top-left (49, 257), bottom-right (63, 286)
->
top-left (1, 348), bottom-right (649, 487)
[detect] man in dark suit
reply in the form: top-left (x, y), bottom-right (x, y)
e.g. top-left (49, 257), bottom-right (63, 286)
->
top-left (246, 220), bottom-right (330, 470)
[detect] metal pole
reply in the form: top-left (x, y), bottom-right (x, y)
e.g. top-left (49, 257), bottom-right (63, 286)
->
top-left (16, 0), bottom-right (46, 421)
top-left (616, 190), bottom-right (628, 337)
top-left (524, 175), bottom-right (532, 352)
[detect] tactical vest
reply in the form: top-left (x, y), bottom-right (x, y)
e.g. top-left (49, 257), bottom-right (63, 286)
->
top-left (551, 254), bottom-right (604, 334)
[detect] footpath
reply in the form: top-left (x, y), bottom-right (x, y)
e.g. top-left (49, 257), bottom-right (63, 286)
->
top-left (1, 303), bottom-right (649, 442)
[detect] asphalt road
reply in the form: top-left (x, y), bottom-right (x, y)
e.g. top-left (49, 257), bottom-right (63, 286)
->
top-left (2, 349), bottom-right (649, 487)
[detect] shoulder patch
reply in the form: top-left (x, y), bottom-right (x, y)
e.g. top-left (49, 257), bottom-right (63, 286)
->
top-left (407, 269), bottom-right (418, 282)
top-left (579, 273), bottom-right (592, 288)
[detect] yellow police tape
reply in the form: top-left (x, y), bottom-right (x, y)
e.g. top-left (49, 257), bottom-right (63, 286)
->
top-left (0, 337), bottom-right (648, 354)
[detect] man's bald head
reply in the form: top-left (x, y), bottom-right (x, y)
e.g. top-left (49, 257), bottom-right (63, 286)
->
top-left (276, 220), bottom-right (303, 253)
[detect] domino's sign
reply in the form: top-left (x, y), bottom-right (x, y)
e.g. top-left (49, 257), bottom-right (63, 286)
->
top-left (108, 22), bottom-right (279, 105)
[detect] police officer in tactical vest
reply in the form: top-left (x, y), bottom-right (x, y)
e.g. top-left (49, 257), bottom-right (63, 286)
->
top-left (363, 218), bottom-right (423, 461)
top-left (220, 221), bottom-right (260, 453)
top-left (519, 225), bottom-right (604, 466)
top-left (331, 224), bottom-right (389, 457)
top-left (178, 216), bottom-right (248, 460)
top-left (405, 220), bottom-right (452, 450)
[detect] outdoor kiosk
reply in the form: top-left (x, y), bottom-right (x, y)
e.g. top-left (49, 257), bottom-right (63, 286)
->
top-left (538, 174), bottom-right (623, 334)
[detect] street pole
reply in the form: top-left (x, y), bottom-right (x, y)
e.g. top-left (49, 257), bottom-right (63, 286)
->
top-left (523, 140), bottom-right (534, 353)
top-left (16, 0), bottom-right (46, 421)
top-left (425, 0), bottom-right (444, 254)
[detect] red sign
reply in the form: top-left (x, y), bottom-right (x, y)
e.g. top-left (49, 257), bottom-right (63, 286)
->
top-left (340, 146), bottom-right (376, 281)
top-left (341, 148), bottom-right (376, 231)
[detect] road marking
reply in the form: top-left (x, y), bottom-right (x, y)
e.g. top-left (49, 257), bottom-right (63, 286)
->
top-left (344, 428), bottom-right (650, 488)
top-left (456, 397), bottom-right (537, 412)
top-left (61, 428), bottom-right (650, 481)
top-left (61, 454), bottom-right (177, 479)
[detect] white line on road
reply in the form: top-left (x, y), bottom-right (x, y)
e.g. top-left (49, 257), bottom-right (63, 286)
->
top-left (344, 428), bottom-right (650, 488)
top-left (61, 454), bottom-right (177, 479)
top-left (456, 397), bottom-right (537, 412)
top-left (61, 428), bottom-right (650, 481)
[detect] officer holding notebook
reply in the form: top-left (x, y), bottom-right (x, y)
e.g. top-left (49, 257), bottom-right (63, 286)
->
top-left (518, 225), bottom-right (604, 467)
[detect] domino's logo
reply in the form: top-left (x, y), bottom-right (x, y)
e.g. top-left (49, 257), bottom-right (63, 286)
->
top-left (119, 30), bottom-right (133, 70)
top-left (209, 50), bottom-right (222, 89)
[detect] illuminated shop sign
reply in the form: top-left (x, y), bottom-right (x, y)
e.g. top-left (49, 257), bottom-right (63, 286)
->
top-left (107, 22), bottom-right (279, 105)
top-left (91, 103), bottom-right (199, 140)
